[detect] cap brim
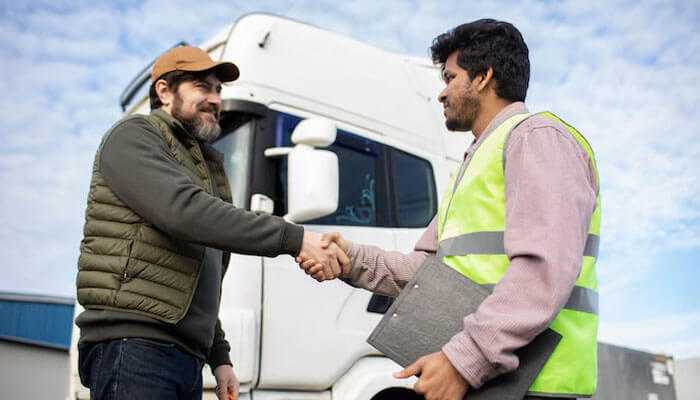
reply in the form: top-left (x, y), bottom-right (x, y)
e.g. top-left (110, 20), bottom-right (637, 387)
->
top-left (211, 62), bottom-right (240, 82)
top-left (181, 61), bottom-right (239, 82)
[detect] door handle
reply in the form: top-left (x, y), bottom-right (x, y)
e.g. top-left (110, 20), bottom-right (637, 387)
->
top-left (366, 294), bottom-right (395, 314)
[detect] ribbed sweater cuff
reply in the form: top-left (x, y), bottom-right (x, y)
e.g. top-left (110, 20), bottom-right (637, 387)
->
top-left (442, 331), bottom-right (496, 389)
top-left (282, 223), bottom-right (305, 256)
top-left (207, 345), bottom-right (232, 371)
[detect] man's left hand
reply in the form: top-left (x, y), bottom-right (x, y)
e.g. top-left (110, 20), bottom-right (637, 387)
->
top-left (393, 351), bottom-right (469, 400)
top-left (214, 364), bottom-right (239, 400)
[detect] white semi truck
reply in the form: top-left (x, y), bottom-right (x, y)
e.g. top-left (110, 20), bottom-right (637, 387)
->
top-left (68, 12), bottom-right (472, 400)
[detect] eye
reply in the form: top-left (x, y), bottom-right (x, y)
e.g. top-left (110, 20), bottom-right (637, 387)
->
top-left (442, 71), bottom-right (454, 84)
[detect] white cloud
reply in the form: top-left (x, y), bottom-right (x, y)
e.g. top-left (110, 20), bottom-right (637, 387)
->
top-left (600, 312), bottom-right (700, 358)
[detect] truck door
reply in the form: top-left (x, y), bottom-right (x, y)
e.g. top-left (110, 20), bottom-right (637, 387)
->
top-left (257, 110), bottom-right (437, 390)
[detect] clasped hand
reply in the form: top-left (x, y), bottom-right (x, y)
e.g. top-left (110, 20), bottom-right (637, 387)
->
top-left (297, 232), bottom-right (349, 281)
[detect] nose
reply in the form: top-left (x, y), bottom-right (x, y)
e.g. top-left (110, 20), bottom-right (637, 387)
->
top-left (207, 91), bottom-right (221, 113)
top-left (208, 91), bottom-right (221, 106)
top-left (438, 88), bottom-right (447, 104)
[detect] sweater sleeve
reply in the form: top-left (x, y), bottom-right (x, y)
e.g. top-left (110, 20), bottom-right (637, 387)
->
top-left (207, 318), bottom-right (233, 370)
top-left (340, 217), bottom-right (438, 296)
top-left (99, 117), bottom-right (304, 257)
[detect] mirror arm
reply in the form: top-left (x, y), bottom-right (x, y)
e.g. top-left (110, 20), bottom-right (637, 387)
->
top-left (264, 147), bottom-right (293, 158)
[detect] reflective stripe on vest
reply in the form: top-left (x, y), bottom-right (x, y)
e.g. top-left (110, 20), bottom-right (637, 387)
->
top-left (436, 111), bottom-right (601, 397)
top-left (437, 231), bottom-right (600, 258)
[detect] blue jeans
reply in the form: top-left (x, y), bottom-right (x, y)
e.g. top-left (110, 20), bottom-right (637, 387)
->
top-left (78, 338), bottom-right (204, 400)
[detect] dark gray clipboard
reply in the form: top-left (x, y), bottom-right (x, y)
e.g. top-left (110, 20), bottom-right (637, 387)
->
top-left (367, 256), bottom-right (562, 400)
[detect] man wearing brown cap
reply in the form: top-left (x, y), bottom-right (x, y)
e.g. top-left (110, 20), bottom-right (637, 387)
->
top-left (75, 46), bottom-right (348, 400)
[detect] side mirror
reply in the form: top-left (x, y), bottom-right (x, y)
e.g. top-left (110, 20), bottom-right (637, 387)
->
top-left (290, 118), bottom-right (336, 147)
top-left (264, 118), bottom-right (339, 223)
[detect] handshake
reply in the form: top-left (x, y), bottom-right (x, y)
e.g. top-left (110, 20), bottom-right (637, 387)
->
top-left (297, 231), bottom-right (350, 282)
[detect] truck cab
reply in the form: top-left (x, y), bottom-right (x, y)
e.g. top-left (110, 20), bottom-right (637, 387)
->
top-left (68, 13), bottom-right (470, 400)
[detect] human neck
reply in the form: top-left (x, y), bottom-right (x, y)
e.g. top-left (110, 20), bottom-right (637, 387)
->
top-left (161, 104), bottom-right (174, 115)
top-left (472, 97), bottom-right (514, 139)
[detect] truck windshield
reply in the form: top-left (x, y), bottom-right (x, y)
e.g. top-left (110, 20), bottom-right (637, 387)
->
top-left (212, 120), bottom-right (253, 208)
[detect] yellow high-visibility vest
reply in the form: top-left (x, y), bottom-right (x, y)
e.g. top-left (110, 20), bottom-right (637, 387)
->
top-left (436, 111), bottom-right (601, 397)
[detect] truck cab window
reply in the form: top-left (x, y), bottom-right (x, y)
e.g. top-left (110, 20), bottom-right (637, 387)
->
top-left (391, 148), bottom-right (436, 227)
top-left (271, 111), bottom-right (435, 228)
top-left (212, 115), bottom-right (254, 209)
top-left (273, 112), bottom-right (388, 226)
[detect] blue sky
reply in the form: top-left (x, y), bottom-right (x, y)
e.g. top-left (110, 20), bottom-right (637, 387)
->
top-left (1, 1), bottom-right (699, 358)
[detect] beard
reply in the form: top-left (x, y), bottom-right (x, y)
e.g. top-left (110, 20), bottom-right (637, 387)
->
top-left (171, 94), bottom-right (222, 143)
top-left (445, 93), bottom-right (480, 132)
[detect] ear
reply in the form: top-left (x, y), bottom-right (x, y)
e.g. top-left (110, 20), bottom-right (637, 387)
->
top-left (475, 67), bottom-right (494, 92)
top-left (155, 79), bottom-right (174, 107)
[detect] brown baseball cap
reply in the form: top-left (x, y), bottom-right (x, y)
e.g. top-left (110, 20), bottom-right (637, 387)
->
top-left (151, 45), bottom-right (240, 83)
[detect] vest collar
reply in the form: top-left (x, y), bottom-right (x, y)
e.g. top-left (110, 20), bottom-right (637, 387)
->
top-left (149, 109), bottom-right (225, 164)
top-left (150, 108), bottom-right (195, 142)
top-left (464, 102), bottom-right (529, 159)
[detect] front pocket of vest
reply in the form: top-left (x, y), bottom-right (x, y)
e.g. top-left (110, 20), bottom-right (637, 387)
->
top-left (120, 239), bottom-right (136, 282)
top-left (123, 257), bottom-right (150, 283)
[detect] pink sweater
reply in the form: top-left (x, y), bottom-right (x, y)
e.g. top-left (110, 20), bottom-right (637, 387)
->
top-left (342, 102), bottom-right (598, 388)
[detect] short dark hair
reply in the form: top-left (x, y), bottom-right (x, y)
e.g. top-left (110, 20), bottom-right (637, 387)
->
top-left (430, 19), bottom-right (530, 102)
top-left (149, 70), bottom-right (210, 110)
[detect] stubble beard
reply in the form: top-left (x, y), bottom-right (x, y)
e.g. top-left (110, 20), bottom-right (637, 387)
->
top-left (445, 94), bottom-right (480, 132)
top-left (172, 94), bottom-right (222, 143)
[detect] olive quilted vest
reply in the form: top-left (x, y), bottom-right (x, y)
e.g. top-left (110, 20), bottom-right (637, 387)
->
top-left (76, 110), bottom-right (232, 323)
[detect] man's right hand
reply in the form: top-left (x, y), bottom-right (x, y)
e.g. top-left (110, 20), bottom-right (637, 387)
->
top-left (298, 231), bottom-right (349, 281)
top-left (298, 232), bottom-right (351, 282)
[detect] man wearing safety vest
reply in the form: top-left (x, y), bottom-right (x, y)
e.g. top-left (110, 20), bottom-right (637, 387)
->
top-left (299, 19), bottom-right (600, 400)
